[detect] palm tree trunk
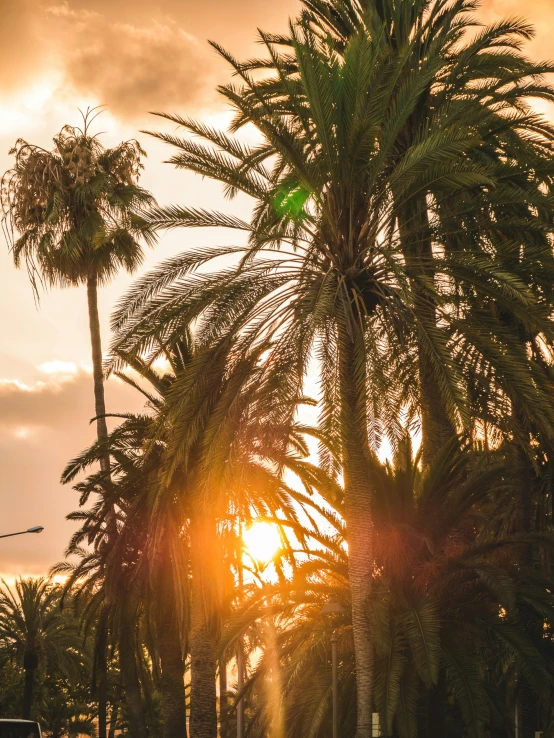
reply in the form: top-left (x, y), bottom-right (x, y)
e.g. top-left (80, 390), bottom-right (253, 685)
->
top-left (108, 701), bottom-right (119, 738)
top-left (189, 513), bottom-right (219, 738)
top-left (219, 657), bottom-right (228, 738)
top-left (87, 271), bottom-right (117, 643)
top-left (22, 666), bottom-right (35, 719)
top-left (515, 441), bottom-right (541, 738)
top-left (98, 663), bottom-right (108, 738)
top-left (426, 679), bottom-right (445, 738)
top-left (119, 605), bottom-right (148, 738)
top-left (92, 604), bottom-right (110, 738)
top-left (153, 527), bottom-right (187, 738)
top-left (398, 199), bottom-right (455, 467)
top-left (337, 323), bottom-right (374, 738)
top-left (157, 588), bottom-right (187, 738)
top-left (87, 272), bottom-right (111, 474)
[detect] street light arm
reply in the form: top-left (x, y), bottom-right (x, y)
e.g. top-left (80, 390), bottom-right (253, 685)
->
top-left (0, 526), bottom-right (44, 540)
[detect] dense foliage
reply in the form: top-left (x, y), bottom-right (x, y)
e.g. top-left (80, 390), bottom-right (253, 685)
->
top-left (3, 1), bottom-right (554, 737)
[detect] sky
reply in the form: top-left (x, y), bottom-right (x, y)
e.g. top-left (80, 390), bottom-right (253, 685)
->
top-left (0, 0), bottom-right (552, 580)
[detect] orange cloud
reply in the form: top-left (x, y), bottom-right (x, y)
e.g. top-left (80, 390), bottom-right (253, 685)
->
top-left (0, 369), bottom-right (143, 575)
top-left (46, 3), bottom-right (217, 119)
top-left (0, 0), bottom-right (299, 122)
top-left (0, 0), bottom-right (52, 92)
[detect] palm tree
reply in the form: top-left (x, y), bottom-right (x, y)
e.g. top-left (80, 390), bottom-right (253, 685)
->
top-left (297, 0), bottom-right (554, 463)
top-left (1, 112), bottom-right (155, 738)
top-left (39, 673), bottom-right (97, 738)
top-left (237, 0), bottom-right (554, 466)
top-left (368, 438), bottom-right (554, 738)
top-left (59, 327), bottom-right (316, 738)
top-left (1, 109), bottom-right (155, 478)
top-left (227, 437), bottom-right (554, 738)
top-left (109, 10), bottom-right (554, 734)
top-left (55, 425), bottom-right (154, 738)
top-left (119, 336), bottom-right (318, 738)
top-left (0, 578), bottom-right (84, 719)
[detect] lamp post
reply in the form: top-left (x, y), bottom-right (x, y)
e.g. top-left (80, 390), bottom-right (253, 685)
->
top-left (320, 595), bottom-right (345, 738)
top-left (330, 631), bottom-right (339, 738)
top-left (0, 526), bottom-right (44, 540)
top-left (237, 556), bottom-right (245, 738)
top-left (236, 510), bottom-right (245, 738)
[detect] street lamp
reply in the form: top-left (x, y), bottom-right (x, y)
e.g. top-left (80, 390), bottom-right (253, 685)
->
top-left (237, 557), bottom-right (245, 738)
top-left (0, 526), bottom-right (44, 540)
top-left (320, 595), bottom-right (345, 738)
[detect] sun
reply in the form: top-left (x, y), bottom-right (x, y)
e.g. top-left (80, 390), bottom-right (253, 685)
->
top-left (243, 522), bottom-right (281, 565)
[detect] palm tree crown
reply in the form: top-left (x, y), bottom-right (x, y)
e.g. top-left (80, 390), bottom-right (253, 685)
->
top-left (1, 108), bottom-right (155, 290)
top-left (0, 578), bottom-right (83, 720)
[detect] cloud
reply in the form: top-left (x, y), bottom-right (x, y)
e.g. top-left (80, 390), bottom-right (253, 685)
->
top-left (0, 369), bottom-right (144, 575)
top-left (0, 0), bottom-right (301, 123)
top-left (38, 358), bottom-right (78, 373)
top-left (0, 0), bottom-right (51, 92)
top-left (0, 367), bottom-right (143, 431)
top-left (46, 3), bottom-right (217, 119)
top-left (1, 0), bottom-right (550, 125)
top-left (60, 0), bottom-right (299, 49)
top-left (43, 0), bottom-right (554, 123)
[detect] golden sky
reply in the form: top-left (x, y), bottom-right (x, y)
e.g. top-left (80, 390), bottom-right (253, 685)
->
top-left (0, 0), bottom-right (552, 578)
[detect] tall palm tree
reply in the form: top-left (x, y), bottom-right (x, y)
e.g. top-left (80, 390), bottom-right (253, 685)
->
top-left (0, 109), bottom-right (156, 477)
top-left (237, 0), bottom-right (554, 466)
top-left (0, 578), bottom-right (84, 719)
top-left (2, 112), bottom-right (155, 738)
top-left (298, 0), bottom-right (554, 463)
top-left (110, 11), bottom-right (554, 734)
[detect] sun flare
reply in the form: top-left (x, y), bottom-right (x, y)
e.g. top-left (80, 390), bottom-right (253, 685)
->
top-left (243, 522), bottom-right (281, 565)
